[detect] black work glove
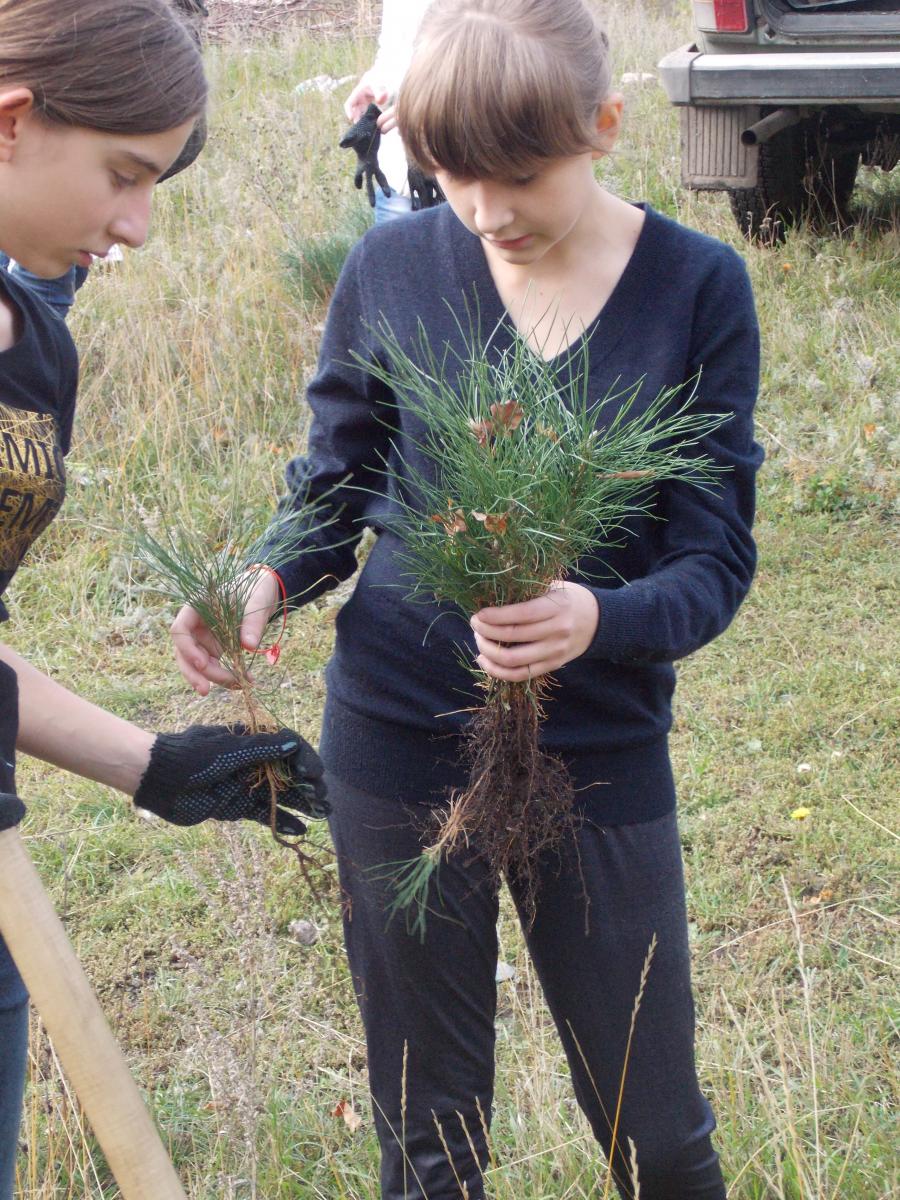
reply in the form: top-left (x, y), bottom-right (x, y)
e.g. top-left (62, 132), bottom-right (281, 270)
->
top-left (339, 103), bottom-right (391, 207)
top-left (133, 724), bottom-right (329, 836)
top-left (407, 163), bottom-right (445, 211)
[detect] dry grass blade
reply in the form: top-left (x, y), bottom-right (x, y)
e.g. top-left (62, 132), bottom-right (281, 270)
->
top-left (603, 933), bottom-right (657, 1200)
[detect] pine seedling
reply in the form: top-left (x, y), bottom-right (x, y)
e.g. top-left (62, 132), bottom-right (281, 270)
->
top-left (137, 503), bottom-right (335, 872)
top-left (361, 316), bottom-right (731, 935)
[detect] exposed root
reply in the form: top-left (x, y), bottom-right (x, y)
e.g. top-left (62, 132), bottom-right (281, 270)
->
top-left (235, 677), bottom-right (333, 895)
top-left (389, 679), bottom-right (579, 936)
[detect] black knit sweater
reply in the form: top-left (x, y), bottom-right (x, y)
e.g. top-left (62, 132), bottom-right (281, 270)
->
top-left (271, 203), bottom-right (763, 823)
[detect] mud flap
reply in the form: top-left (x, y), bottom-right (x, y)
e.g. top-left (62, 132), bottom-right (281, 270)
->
top-left (681, 105), bottom-right (760, 189)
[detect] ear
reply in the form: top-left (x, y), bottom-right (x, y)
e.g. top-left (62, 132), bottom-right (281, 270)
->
top-left (591, 93), bottom-right (624, 158)
top-left (0, 88), bottom-right (36, 163)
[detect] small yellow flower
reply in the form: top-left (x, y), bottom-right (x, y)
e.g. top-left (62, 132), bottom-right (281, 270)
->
top-left (781, 262), bottom-right (793, 273)
top-left (791, 806), bottom-right (812, 821)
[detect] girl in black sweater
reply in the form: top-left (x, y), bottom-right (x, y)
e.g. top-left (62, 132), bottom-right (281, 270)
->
top-left (174, 1), bottom-right (763, 1195)
top-left (0, 4), bottom-right (325, 1194)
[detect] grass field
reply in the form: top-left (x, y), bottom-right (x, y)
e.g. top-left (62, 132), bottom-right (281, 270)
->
top-left (7, 2), bottom-right (898, 1196)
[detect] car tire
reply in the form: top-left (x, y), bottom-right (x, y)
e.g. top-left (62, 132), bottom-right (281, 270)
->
top-left (729, 120), bottom-right (859, 245)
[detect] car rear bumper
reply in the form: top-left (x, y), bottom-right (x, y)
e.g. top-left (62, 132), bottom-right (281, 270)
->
top-left (659, 44), bottom-right (900, 107)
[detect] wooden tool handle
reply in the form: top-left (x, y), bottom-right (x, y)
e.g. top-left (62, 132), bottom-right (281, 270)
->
top-left (0, 825), bottom-right (188, 1199)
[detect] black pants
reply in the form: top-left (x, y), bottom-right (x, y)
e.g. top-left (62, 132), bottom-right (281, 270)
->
top-left (329, 776), bottom-right (725, 1200)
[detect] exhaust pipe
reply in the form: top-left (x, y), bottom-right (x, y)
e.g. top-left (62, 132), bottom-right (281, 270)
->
top-left (741, 108), bottom-right (806, 146)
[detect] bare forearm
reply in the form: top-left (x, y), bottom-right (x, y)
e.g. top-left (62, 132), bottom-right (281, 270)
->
top-left (0, 644), bottom-right (154, 795)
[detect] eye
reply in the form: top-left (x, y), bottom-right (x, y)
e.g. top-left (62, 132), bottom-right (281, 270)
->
top-left (511, 174), bottom-right (537, 187)
top-left (111, 171), bottom-right (137, 190)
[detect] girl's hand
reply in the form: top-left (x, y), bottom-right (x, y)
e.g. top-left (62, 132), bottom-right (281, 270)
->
top-left (170, 570), bottom-right (281, 696)
top-left (470, 582), bottom-right (599, 683)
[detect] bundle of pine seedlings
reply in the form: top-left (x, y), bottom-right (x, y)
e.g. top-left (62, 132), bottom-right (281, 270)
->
top-left (363, 321), bottom-right (730, 935)
top-left (138, 505), bottom-right (334, 875)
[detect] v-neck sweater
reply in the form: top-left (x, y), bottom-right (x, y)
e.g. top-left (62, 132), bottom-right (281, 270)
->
top-left (271, 202), bottom-right (763, 823)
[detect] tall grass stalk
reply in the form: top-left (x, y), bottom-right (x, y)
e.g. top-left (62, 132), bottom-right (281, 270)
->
top-left (603, 933), bottom-right (657, 1200)
top-left (783, 875), bottom-right (822, 1198)
top-left (19, 1016), bottom-right (104, 1199)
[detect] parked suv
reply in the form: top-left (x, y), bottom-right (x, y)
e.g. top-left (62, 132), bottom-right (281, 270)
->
top-left (659, 1), bottom-right (900, 242)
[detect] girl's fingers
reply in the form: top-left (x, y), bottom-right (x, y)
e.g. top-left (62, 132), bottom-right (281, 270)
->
top-left (473, 595), bottom-right (557, 629)
top-left (171, 605), bottom-right (235, 694)
top-left (473, 631), bottom-right (564, 670)
top-left (471, 613), bottom-right (561, 644)
top-left (239, 571), bottom-right (282, 651)
top-left (476, 654), bottom-right (558, 683)
top-left (172, 636), bottom-right (240, 693)
top-left (472, 585), bottom-right (598, 665)
top-left (171, 639), bottom-right (213, 695)
top-left (170, 605), bottom-right (223, 654)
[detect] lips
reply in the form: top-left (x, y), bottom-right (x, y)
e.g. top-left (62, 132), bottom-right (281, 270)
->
top-left (78, 249), bottom-right (110, 265)
top-left (488, 234), bottom-right (532, 251)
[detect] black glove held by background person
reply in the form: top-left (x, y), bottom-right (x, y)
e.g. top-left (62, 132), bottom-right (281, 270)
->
top-left (407, 163), bottom-right (446, 211)
top-left (133, 724), bottom-right (329, 835)
top-left (339, 103), bottom-right (391, 207)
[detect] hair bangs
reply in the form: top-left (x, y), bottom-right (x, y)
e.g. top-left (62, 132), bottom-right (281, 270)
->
top-left (399, 10), bottom-right (605, 181)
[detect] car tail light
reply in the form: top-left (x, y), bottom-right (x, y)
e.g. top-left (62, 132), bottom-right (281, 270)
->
top-left (692, 1), bottom-right (750, 34)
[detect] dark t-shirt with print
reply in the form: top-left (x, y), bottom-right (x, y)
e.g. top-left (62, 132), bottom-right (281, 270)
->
top-left (0, 272), bottom-right (78, 789)
top-left (0, 272), bottom-right (77, 618)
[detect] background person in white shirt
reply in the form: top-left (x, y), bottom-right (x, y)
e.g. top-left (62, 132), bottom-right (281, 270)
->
top-left (343, 0), bottom-right (432, 221)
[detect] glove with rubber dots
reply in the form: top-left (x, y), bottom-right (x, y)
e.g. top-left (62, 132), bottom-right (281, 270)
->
top-left (339, 103), bottom-right (391, 207)
top-left (133, 724), bottom-right (329, 836)
top-left (407, 163), bottom-right (446, 211)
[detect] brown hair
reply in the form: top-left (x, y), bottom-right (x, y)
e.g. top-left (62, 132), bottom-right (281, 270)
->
top-left (0, 0), bottom-right (207, 134)
top-left (398, 0), bottom-right (612, 180)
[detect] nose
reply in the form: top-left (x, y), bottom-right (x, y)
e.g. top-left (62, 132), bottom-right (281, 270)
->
top-left (108, 190), bottom-right (152, 250)
top-left (471, 182), bottom-right (515, 238)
